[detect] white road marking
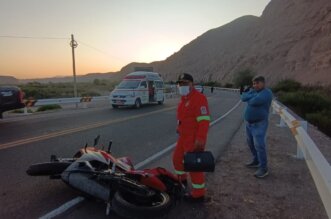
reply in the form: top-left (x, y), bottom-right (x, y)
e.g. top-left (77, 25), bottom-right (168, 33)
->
top-left (38, 99), bottom-right (242, 219)
top-left (39, 196), bottom-right (85, 219)
top-left (134, 142), bottom-right (177, 169)
top-left (210, 99), bottom-right (241, 126)
top-left (135, 100), bottom-right (242, 169)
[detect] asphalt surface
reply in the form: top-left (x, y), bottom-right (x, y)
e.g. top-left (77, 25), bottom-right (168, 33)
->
top-left (0, 90), bottom-right (242, 219)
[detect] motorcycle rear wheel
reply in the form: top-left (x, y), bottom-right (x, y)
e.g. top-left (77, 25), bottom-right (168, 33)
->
top-left (112, 191), bottom-right (172, 219)
top-left (26, 162), bottom-right (71, 176)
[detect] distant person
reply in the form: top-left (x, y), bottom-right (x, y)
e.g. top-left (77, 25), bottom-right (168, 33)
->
top-left (241, 76), bottom-right (273, 178)
top-left (173, 73), bottom-right (210, 202)
top-left (211, 86), bottom-right (214, 93)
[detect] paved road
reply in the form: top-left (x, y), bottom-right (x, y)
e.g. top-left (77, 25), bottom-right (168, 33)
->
top-left (0, 90), bottom-right (242, 219)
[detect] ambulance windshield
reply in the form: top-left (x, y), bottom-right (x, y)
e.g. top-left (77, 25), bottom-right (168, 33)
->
top-left (117, 80), bottom-right (141, 89)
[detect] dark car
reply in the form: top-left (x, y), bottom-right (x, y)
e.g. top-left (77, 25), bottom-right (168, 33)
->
top-left (0, 86), bottom-right (25, 118)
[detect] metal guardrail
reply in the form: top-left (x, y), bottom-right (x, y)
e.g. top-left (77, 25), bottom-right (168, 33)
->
top-left (34, 97), bottom-right (84, 106)
top-left (24, 96), bottom-right (109, 108)
top-left (23, 93), bottom-right (179, 112)
top-left (25, 87), bottom-right (239, 108)
top-left (272, 100), bottom-right (331, 217)
top-left (203, 86), bottom-right (240, 93)
top-left (214, 87), bottom-right (240, 92)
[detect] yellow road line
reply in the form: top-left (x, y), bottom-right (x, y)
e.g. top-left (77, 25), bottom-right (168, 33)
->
top-left (0, 106), bottom-right (176, 150)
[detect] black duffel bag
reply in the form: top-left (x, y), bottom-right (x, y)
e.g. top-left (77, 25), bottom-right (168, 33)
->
top-left (183, 151), bottom-right (215, 172)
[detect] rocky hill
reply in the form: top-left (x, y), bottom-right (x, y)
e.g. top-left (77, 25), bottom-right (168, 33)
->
top-left (124, 0), bottom-right (331, 85)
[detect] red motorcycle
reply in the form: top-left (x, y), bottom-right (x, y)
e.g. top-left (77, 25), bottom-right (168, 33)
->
top-left (27, 135), bottom-right (185, 219)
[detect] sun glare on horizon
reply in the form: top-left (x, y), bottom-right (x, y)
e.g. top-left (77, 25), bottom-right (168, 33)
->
top-left (0, 0), bottom-right (270, 79)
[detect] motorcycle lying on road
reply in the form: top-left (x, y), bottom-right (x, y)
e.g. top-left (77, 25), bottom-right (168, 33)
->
top-left (26, 135), bottom-right (185, 219)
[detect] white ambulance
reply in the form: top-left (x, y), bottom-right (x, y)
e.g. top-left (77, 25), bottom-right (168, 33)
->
top-left (110, 71), bottom-right (165, 108)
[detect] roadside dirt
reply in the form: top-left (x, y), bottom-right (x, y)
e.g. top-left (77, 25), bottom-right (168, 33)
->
top-left (166, 114), bottom-right (328, 219)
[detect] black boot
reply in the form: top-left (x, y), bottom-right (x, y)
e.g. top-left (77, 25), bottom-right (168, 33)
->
top-left (183, 193), bottom-right (205, 203)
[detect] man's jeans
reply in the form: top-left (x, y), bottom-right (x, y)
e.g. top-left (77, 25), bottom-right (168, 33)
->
top-left (246, 119), bottom-right (269, 169)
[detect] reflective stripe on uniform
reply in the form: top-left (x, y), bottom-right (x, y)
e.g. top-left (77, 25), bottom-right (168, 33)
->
top-left (192, 183), bottom-right (205, 189)
top-left (196, 116), bottom-right (211, 122)
top-left (175, 170), bottom-right (186, 175)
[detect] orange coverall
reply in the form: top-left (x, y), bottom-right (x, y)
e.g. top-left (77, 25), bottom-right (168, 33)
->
top-left (173, 88), bottom-right (210, 198)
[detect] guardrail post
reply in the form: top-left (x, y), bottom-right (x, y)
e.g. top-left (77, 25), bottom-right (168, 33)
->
top-left (301, 120), bottom-right (308, 131)
top-left (295, 121), bottom-right (308, 159)
top-left (272, 107), bottom-right (277, 115)
top-left (278, 118), bottom-right (286, 127)
top-left (23, 107), bottom-right (28, 115)
top-left (276, 107), bottom-right (287, 127)
top-left (277, 117), bottom-right (287, 127)
top-left (296, 144), bottom-right (305, 159)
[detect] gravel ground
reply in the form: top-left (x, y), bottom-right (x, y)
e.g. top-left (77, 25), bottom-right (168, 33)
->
top-left (166, 114), bottom-right (328, 219)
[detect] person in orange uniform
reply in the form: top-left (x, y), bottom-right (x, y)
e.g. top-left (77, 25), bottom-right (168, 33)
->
top-left (173, 73), bottom-right (211, 202)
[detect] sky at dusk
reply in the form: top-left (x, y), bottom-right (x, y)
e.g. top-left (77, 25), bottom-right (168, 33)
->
top-left (0, 0), bottom-right (270, 79)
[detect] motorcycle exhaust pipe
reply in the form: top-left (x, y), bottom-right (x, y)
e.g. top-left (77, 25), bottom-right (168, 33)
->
top-left (62, 171), bottom-right (111, 201)
top-left (61, 161), bottom-right (112, 201)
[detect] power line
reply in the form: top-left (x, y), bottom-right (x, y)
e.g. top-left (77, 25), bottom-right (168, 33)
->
top-left (0, 35), bottom-right (69, 40)
top-left (77, 40), bottom-right (111, 56)
top-left (77, 39), bottom-right (127, 62)
top-left (0, 34), bottom-right (127, 62)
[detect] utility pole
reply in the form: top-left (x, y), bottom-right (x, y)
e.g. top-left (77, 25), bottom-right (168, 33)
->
top-left (70, 34), bottom-right (78, 108)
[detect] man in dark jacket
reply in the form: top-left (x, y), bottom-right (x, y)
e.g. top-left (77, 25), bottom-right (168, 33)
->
top-left (241, 76), bottom-right (273, 178)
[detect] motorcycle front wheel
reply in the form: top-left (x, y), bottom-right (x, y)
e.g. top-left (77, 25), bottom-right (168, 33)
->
top-left (112, 191), bottom-right (172, 219)
top-left (26, 162), bottom-right (71, 176)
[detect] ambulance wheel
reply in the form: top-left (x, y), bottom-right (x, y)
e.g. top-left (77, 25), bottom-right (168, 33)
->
top-left (112, 104), bottom-right (119, 109)
top-left (134, 99), bottom-right (141, 109)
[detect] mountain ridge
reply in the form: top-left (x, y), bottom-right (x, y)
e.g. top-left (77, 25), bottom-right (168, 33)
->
top-left (122, 0), bottom-right (331, 85)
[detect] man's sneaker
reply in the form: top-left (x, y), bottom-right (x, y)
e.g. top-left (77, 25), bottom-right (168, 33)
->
top-left (245, 160), bottom-right (259, 168)
top-left (254, 168), bottom-right (269, 178)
